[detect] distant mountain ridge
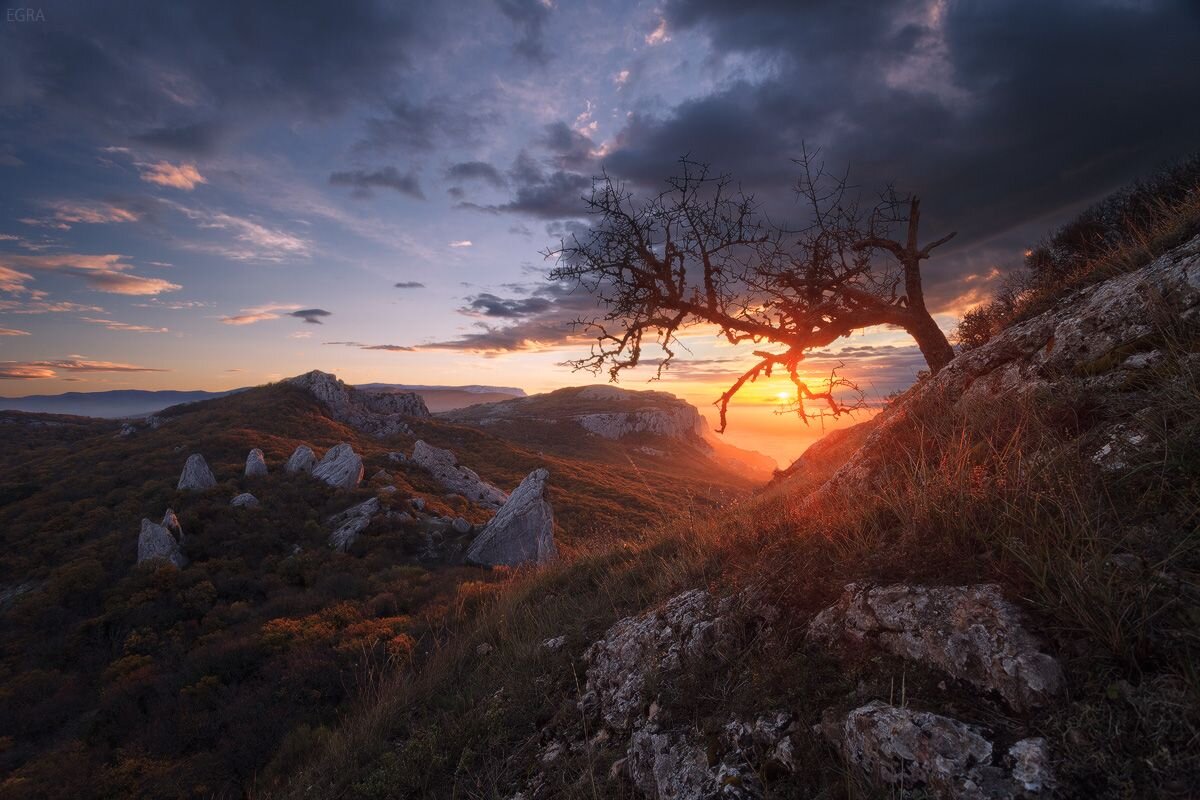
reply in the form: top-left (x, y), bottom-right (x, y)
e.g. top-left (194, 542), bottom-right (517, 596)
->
top-left (0, 383), bottom-right (527, 419)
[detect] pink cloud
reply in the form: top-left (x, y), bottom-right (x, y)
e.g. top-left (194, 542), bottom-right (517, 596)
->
top-left (139, 161), bottom-right (207, 190)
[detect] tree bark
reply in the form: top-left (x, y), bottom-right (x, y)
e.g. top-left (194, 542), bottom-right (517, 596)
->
top-left (904, 310), bottom-right (956, 374)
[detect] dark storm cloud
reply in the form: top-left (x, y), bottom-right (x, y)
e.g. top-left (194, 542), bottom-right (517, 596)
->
top-left (329, 167), bottom-right (425, 200)
top-left (446, 161), bottom-right (508, 188)
top-left (459, 151), bottom-right (593, 219)
top-left (0, 0), bottom-right (438, 154)
top-left (290, 308), bottom-right (332, 324)
top-left (541, 122), bottom-right (595, 169)
top-left (603, 0), bottom-right (1200, 308)
top-left (394, 281), bottom-right (426, 289)
top-left (494, 0), bottom-right (553, 63)
top-left (421, 281), bottom-right (604, 351)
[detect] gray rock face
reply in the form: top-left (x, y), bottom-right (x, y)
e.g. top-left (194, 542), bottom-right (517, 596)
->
top-left (230, 492), bottom-right (260, 508)
top-left (808, 583), bottom-right (1062, 712)
top-left (451, 516), bottom-right (472, 534)
top-left (577, 405), bottom-right (706, 440)
top-left (177, 453), bottom-right (216, 491)
top-left (161, 508), bottom-right (183, 544)
top-left (327, 497), bottom-right (381, 552)
top-left (464, 468), bottom-right (556, 567)
top-left (410, 440), bottom-right (508, 508)
top-left (245, 448), bottom-right (268, 477)
top-left (821, 701), bottom-right (1053, 799)
top-left (287, 370), bottom-right (429, 437)
top-left (285, 444), bottom-right (316, 474)
top-left (137, 518), bottom-right (187, 568)
top-left (312, 443), bottom-right (364, 490)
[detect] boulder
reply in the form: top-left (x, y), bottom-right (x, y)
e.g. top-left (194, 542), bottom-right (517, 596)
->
top-left (177, 453), bottom-right (216, 491)
top-left (464, 468), bottom-right (556, 567)
top-left (286, 370), bottom-right (429, 437)
top-left (820, 701), bottom-right (1053, 799)
top-left (245, 448), bottom-right (268, 477)
top-left (312, 443), bottom-right (364, 490)
top-left (327, 497), bottom-right (381, 552)
top-left (137, 518), bottom-right (187, 568)
top-left (451, 516), bottom-right (472, 534)
top-left (230, 492), bottom-right (260, 508)
top-left (285, 444), bottom-right (317, 474)
top-left (410, 440), bottom-right (508, 507)
top-left (807, 583), bottom-right (1062, 712)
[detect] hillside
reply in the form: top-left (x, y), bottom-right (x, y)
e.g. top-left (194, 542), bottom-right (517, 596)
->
top-left (270, 235), bottom-right (1200, 799)
top-left (442, 384), bottom-right (778, 481)
top-left (0, 376), bottom-right (757, 798)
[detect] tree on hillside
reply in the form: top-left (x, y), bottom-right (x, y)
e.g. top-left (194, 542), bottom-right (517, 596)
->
top-left (548, 151), bottom-right (958, 432)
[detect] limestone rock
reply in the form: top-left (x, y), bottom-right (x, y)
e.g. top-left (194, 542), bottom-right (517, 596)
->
top-left (410, 440), bottom-right (507, 508)
top-left (230, 492), bottom-right (260, 508)
top-left (312, 443), bottom-right (364, 490)
top-left (581, 589), bottom-right (739, 733)
top-left (452, 516), bottom-right (472, 534)
top-left (285, 444), bottom-right (317, 474)
top-left (821, 701), bottom-right (1053, 799)
top-left (286, 370), bottom-right (429, 437)
top-left (627, 728), bottom-right (714, 800)
top-left (464, 468), bottom-right (556, 566)
top-left (807, 583), bottom-right (1062, 712)
top-left (327, 496), bottom-right (380, 552)
top-left (245, 448), bottom-right (268, 477)
top-left (577, 406), bottom-right (705, 440)
top-left (177, 453), bottom-right (216, 491)
top-left (137, 518), bottom-right (187, 568)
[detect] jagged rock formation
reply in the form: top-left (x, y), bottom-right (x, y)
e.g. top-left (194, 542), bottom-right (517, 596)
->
top-left (825, 235), bottom-right (1200, 499)
top-left (464, 468), bottom-right (555, 566)
top-left (410, 440), bottom-right (507, 508)
top-left (312, 443), bottom-right (364, 490)
top-left (230, 492), bottom-right (259, 508)
top-left (177, 453), bottom-right (216, 491)
top-left (245, 448), bottom-right (268, 477)
top-left (285, 444), bottom-right (316, 474)
top-left (327, 497), bottom-right (380, 552)
top-left (286, 370), bottom-right (430, 437)
top-left (808, 583), bottom-right (1062, 712)
top-left (819, 701), bottom-right (1053, 799)
top-left (137, 516), bottom-right (187, 568)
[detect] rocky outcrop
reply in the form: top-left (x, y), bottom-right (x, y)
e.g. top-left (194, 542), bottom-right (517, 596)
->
top-left (410, 440), bottom-right (507, 508)
top-left (327, 497), bottom-right (380, 552)
top-left (820, 701), bottom-right (1053, 799)
top-left (245, 448), bottom-right (268, 477)
top-left (285, 444), bottom-right (316, 474)
top-left (578, 406), bottom-right (705, 441)
top-left (161, 508), bottom-right (183, 544)
top-left (230, 492), bottom-right (259, 508)
top-left (287, 370), bottom-right (430, 437)
top-left (465, 468), bottom-right (556, 567)
top-left (808, 583), bottom-right (1062, 712)
top-left (312, 443), bottom-right (364, 490)
top-left (177, 453), bottom-right (216, 491)
top-left (137, 517), bottom-right (187, 568)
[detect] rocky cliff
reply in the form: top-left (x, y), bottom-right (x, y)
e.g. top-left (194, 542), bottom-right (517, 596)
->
top-left (287, 370), bottom-right (430, 437)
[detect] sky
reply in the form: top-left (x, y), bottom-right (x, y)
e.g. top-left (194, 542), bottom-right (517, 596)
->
top-left (1, 0), bottom-right (1198, 463)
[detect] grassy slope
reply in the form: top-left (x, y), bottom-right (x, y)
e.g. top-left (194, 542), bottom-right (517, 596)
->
top-left (277, 320), bottom-right (1200, 798)
top-left (0, 383), bottom-right (758, 799)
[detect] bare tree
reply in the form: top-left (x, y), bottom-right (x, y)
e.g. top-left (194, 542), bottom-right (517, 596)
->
top-left (547, 151), bottom-right (957, 432)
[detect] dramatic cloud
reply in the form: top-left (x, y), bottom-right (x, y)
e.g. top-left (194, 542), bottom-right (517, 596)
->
top-left (461, 292), bottom-right (553, 318)
top-left (394, 281), bottom-right (426, 289)
top-left (420, 280), bottom-right (603, 352)
top-left (355, 97), bottom-right (493, 153)
top-left (445, 161), bottom-right (507, 188)
top-left (600, 0), bottom-right (1200, 309)
top-left (0, 253), bottom-right (181, 295)
top-left (494, 0), bottom-right (553, 63)
top-left (0, 358), bottom-right (167, 379)
top-left (220, 303), bottom-right (302, 325)
top-left (289, 308), bottom-right (332, 324)
top-left (461, 151), bottom-right (593, 219)
top-left (28, 200), bottom-right (142, 228)
top-left (80, 317), bottom-right (169, 333)
top-left (329, 167), bottom-right (425, 199)
top-left (139, 161), bottom-right (207, 190)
